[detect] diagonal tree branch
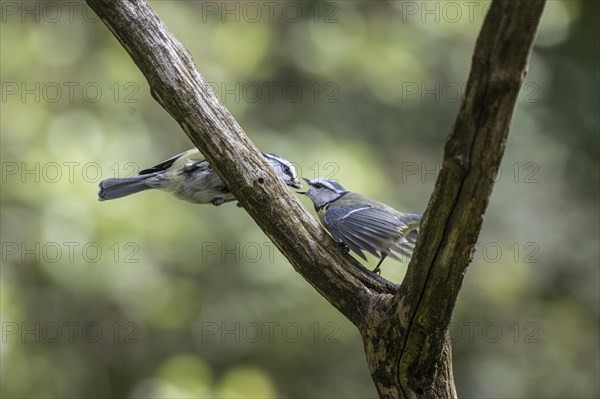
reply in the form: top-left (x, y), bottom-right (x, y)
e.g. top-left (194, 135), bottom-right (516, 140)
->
top-left (86, 0), bottom-right (545, 397)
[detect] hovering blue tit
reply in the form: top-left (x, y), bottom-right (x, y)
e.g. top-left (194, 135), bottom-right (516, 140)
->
top-left (98, 149), bottom-right (301, 206)
top-left (299, 178), bottom-right (421, 274)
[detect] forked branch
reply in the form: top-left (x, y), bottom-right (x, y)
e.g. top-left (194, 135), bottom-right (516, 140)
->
top-left (85, 1), bottom-right (545, 397)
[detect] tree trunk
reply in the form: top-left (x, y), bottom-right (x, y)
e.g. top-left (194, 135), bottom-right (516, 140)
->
top-left (84, 0), bottom-right (546, 397)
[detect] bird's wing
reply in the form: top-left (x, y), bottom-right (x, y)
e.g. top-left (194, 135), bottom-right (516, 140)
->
top-left (139, 149), bottom-right (204, 175)
top-left (323, 204), bottom-right (407, 261)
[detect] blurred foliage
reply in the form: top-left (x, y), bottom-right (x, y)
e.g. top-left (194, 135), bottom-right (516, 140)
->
top-left (1, 1), bottom-right (598, 398)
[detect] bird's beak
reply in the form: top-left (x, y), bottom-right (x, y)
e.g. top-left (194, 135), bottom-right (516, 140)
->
top-left (296, 178), bottom-right (310, 194)
top-left (291, 178), bottom-right (302, 189)
top-left (296, 177), bottom-right (310, 195)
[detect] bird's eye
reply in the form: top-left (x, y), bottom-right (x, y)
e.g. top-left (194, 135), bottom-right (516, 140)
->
top-left (283, 166), bottom-right (291, 174)
top-left (313, 183), bottom-right (324, 189)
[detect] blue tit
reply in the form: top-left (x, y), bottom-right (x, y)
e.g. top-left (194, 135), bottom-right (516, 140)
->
top-left (98, 149), bottom-right (301, 206)
top-left (299, 178), bottom-right (421, 274)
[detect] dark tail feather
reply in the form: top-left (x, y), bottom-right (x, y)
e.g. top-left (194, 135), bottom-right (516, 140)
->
top-left (98, 175), bottom-right (155, 201)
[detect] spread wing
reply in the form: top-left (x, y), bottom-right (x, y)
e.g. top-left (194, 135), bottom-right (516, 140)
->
top-left (323, 204), bottom-right (411, 261)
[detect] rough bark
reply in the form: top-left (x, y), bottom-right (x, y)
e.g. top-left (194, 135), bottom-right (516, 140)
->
top-left (85, 0), bottom-right (545, 397)
top-left (366, 2), bottom-right (547, 397)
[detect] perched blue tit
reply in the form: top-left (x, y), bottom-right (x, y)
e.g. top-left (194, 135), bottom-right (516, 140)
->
top-left (299, 178), bottom-right (421, 274)
top-left (98, 149), bottom-right (301, 205)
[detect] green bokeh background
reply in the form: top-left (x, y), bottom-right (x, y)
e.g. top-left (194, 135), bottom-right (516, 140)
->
top-left (1, 1), bottom-right (598, 398)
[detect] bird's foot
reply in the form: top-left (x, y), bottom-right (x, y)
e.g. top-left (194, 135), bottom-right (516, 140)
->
top-left (372, 255), bottom-right (386, 275)
top-left (212, 198), bottom-right (237, 206)
top-left (337, 242), bottom-right (350, 254)
top-left (211, 198), bottom-right (225, 206)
